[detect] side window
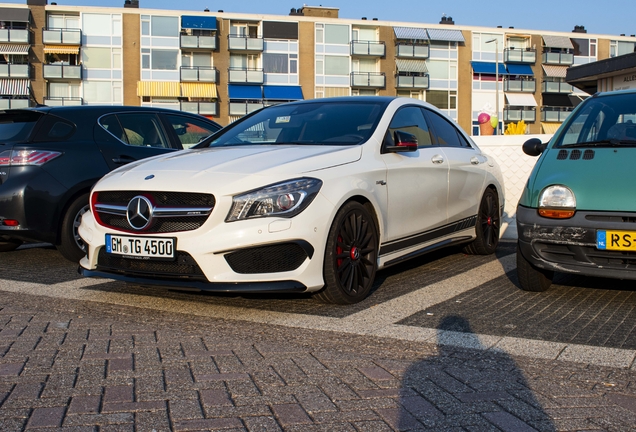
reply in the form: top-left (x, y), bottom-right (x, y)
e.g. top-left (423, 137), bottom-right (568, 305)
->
top-left (99, 114), bottom-right (127, 144)
top-left (385, 106), bottom-right (433, 149)
top-left (163, 114), bottom-right (220, 149)
top-left (425, 110), bottom-right (464, 148)
top-left (32, 115), bottom-right (76, 142)
top-left (115, 113), bottom-right (170, 148)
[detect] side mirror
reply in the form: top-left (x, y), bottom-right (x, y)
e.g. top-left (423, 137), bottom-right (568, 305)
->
top-left (385, 130), bottom-right (418, 153)
top-left (522, 138), bottom-right (547, 157)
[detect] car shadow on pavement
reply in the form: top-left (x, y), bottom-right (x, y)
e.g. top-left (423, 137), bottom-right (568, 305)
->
top-left (398, 315), bottom-right (556, 431)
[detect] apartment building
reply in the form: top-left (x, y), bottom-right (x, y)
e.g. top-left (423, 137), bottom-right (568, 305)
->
top-left (1, 0), bottom-right (635, 135)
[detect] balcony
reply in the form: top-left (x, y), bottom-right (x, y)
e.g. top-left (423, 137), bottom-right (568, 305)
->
top-left (396, 74), bottom-right (429, 89)
top-left (541, 107), bottom-right (573, 122)
top-left (0, 98), bottom-right (30, 110)
top-left (181, 101), bottom-right (218, 116)
top-left (228, 35), bottom-right (263, 52)
top-left (351, 40), bottom-right (386, 57)
top-left (395, 44), bottom-right (429, 59)
top-left (0, 29), bottom-right (29, 43)
top-left (0, 64), bottom-right (29, 79)
top-left (180, 34), bottom-right (217, 50)
top-left (504, 78), bottom-right (536, 93)
top-left (43, 64), bottom-right (82, 80)
top-left (229, 101), bottom-right (264, 116)
top-left (180, 66), bottom-right (218, 83)
top-left (351, 72), bottom-right (385, 88)
top-left (504, 48), bottom-right (536, 64)
top-left (228, 68), bottom-right (263, 84)
top-left (542, 52), bottom-right (574, 65)
top-left (503, 107), bottom-right (536, 123)
top-left (541, 80), bottom-right (573, 94)
top-left (43, 97), bottom-right (83, 106)
top-left (43, 28), bottom-right (81, 45)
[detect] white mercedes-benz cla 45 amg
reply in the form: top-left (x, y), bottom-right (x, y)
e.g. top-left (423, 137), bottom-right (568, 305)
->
top-left (78, 97), bottom-right (505, 304)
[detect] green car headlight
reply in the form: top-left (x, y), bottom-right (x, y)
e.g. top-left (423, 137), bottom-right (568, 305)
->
top-left (538, 185), bottom-right (576, 219)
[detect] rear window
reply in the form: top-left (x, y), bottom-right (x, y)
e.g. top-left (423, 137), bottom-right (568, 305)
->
top-left (0, 111), bottom-right (43, 143)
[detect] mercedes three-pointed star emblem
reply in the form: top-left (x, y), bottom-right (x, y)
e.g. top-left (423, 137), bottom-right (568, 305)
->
top-left (126, 196), bottom-right (153, 230)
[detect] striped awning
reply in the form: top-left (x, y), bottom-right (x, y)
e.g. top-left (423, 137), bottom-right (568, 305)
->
top-left (137, 81), bottom-right (181, 97)
top-left (181, 82), bottom-right (217, 99)
top-left (0, 44), bottom-right (29, 55)
top-left (542, 35), bottom-right (573, 49)
top-left (396, 59), bottom-right (428, 73)
top-left (393, 27), bottom-right (428, 41)
top-left (0, 79), bottom-right (29, 96)
top-left (542, 65), bottom-right (568, 78)
top-left (425, 28), bottom-right (465, 43)
top-left (541, 122), bottom-right (561, 134)
top-left (43, 45), bottom-right (80, 55)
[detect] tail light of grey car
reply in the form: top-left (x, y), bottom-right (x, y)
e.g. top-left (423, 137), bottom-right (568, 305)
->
top-left (0, 149), bottom-right (62, 169)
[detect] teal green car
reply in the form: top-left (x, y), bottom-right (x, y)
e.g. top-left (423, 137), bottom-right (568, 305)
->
top-left (517, 89), bottom-right (636, 291)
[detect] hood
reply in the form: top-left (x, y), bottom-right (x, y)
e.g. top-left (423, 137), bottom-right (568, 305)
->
top-left (525, 147), bottom-right (636, 212)
top-left (97, 144), bottom-right (362, 193)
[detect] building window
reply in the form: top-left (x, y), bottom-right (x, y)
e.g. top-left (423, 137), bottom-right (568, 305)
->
top-left (324, 24), bottom-right (349, 44)
top-left (151, 16), bottom-right (178, 37)
top-left (151, 49), bottom-right (178, 70)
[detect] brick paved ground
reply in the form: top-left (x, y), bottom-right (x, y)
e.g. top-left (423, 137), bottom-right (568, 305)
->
top-left (0, 289), bottom-right (636, 431)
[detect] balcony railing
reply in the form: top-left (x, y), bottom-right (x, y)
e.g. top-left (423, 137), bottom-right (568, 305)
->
top-left (396, 74), bottom-right (429, 89)
top-left (351, 40), bottom-right (386, 57)
top-left (43, 28), bottom-right (81, 45)
top-left (0, 29), bottom-right (29, 43)
top-left (504, 48), bottom-right (536, 64)
top-left (541, 107), bottom-right (573, 122)
top-left (504, 78), bottom-right (536, 93)
top-left (181, 101), bottom-right (218, 116)
top-left (43, 97), bottom-right (83, 106)
top-left (229, 101), bottom-right (264, 116)
top-left (0, 64), bottom-right (29, 79)
top-left (541, 80), bottom-right (573, 94)
top-left (503, 107), bottom-right (536, 122)
top-left (395, 44), bottom-right (429, 59)
top-left (228, 35), bottom-right (263, 51)
top-left (351, 72), bottom-right (385, 88)
top-left (43, 64), bottom-right (82, 80)
top-left (542, 52), bottom-right (574, 65)
top-left (180, 66), bottom-right (218, 83)
top-left (228, 68), bottom-right (263, 84)
top-left (0, 98), bottom-right (30, 110)
top-left (180, 34), bottom-right (217, 50)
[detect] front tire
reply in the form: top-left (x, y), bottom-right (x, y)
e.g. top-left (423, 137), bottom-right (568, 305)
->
top-left (463, 188), bottom-right (500, 255)
top-left (314, 202), bottom-right (378, 305)
top-left (57, 193), bottom-right (90, 263)
top-left (516, 244), bottom-right (553, 292)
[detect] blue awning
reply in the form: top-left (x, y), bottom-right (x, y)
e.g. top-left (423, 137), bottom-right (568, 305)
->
top-left (228, 85), bottom-right (262, 99)
top-left (506, 64), bottom-right (534, 75)
top-left (263, 85), bottom-right (303, 100)
top-left (471, 61), bottom-right (508, 75)
top-left (181, 15), bottom-right (217, 30)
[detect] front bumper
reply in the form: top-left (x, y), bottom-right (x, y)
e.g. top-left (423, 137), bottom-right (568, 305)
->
top-left (516, 205), bottom-right (636, 280)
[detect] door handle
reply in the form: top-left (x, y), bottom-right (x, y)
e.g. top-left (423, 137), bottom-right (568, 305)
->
top-left (112, 155), bottom-right (137, 165)
top-left (470, 156), bottom-right (481, 165)
top-left (431, 155), bottom-right (444, 164)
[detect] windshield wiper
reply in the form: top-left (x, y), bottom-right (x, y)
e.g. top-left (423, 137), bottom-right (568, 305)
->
top-left (563, 139), bottom-right (636, 148)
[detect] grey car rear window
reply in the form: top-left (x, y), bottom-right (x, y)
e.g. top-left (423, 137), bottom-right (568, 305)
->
top-left (0, 111), bottom-right (43, 142)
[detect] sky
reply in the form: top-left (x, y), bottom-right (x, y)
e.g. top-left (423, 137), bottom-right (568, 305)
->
top-left (2, 0), bottom-right (635, 36)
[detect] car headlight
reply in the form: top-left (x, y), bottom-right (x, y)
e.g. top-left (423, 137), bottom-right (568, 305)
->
top-left (538, 185), bottom-right (576, 219)
top-left (226, 178), bottom-right (323, 222)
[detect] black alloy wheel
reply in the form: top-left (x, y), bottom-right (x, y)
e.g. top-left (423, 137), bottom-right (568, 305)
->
top-left (315, 201), bottom-right (378, 304)
top-left (57, 193), bottom-right (90, 263)
top-left (463, 188), bottom-right (500, 255)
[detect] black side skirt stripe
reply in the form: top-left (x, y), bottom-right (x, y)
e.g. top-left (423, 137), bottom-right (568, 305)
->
top-left (379, 215), bottom-right (477, 256)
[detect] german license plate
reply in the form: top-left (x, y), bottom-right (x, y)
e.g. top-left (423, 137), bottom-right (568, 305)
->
top-left (597, 230), bottom-right (636, 251)
top-left (105, 234), bottom-right (175, 260)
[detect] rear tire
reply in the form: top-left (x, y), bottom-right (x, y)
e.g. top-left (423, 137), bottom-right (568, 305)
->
top-left (314, 202), bottom-right (378, 305)
top-left (57, 193), bottom-right (90, 263)
top-left (0, 238), bottom-right (23, 252)
top-left (516, 244), bottom-right (553, 292)
top-left (463, 188), bottom-right (500, 255)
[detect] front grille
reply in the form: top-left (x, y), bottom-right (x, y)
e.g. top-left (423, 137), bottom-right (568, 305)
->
top-left (585, 215), bottom-right (636, 223)
top-left (225, 243), bottom-right (309, 274)
top-left (534, 242), bottom-right (636, 270)
top-left (99, 213), bottom-right (208, 233)
top-left (98, 191), bottom-right (214, 207)
top-left (97, 247), bottom-right (206, 280)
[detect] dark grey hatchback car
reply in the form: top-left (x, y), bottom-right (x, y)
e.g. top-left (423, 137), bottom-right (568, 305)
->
top-left (0, 106), bottom-right (221, 262)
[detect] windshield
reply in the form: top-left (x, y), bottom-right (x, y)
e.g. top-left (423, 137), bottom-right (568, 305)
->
top-left (556, 92), bottom-right (636, 147)
top-left (204, 100), bottom-right (387, 148)
top-left (0, 111), bottom-right (43, 143)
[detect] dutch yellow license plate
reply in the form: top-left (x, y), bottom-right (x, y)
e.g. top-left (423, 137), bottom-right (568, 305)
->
top-left (597, 230), bottom-right (636, 251)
